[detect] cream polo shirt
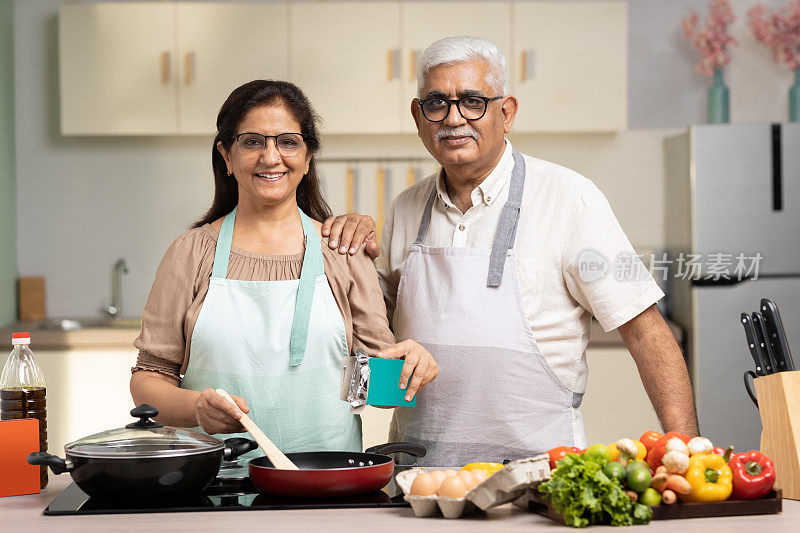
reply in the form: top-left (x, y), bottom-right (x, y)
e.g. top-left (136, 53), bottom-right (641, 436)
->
top-left (378, 140), bottom-right (664, 395)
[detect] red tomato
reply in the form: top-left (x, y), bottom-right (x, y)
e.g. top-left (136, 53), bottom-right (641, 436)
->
top-left (646, 432), bottom-right (691, 471)
top-left (639, 431), bottom-right (664, 452)
top-left (547, 446), bottom-right (582, 470)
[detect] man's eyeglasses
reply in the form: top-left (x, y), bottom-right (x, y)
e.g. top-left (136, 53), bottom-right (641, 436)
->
top-left (232, 133), bottom-right (306, 157)
top-left (418, 95), bottom-right (504, 122)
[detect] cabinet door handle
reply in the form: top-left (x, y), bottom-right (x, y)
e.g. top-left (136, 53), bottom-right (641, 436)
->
top-left (409, 50), bottom-right (418, 81)
top-left (184, 52), bottom-right (194, 85)
top-left (386, 49), bottom-right (401, 81)
top-left (160, 51), bottom-right (171, 84)
top-left (521, 49), bottom-right (534, 82)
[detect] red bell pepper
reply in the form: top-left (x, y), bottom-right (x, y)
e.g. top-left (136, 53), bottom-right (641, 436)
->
top-left (712, 445), bottom-right (734, 462)
top-left (646, 432), bottom-right (691, 471)
top-left (730, 450), bottom-right (775, 499)
top-left (547, 446), bottom-right (582, 470)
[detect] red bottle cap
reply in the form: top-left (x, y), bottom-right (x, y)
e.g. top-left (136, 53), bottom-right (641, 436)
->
top-left (11, 332), bottom-right (31, 345)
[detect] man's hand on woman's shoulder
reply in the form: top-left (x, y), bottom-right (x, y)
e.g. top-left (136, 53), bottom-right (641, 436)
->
top-left (322, 213), bottom-right (379, 260)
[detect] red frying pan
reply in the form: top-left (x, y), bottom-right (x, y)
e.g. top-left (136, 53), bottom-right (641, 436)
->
top-left (248, 442), bottom-right (425, 497)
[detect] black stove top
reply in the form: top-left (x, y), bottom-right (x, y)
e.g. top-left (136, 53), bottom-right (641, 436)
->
top-left (43, 461), bottom-right (410, 516)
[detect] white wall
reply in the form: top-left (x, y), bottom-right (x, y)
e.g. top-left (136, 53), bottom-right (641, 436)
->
top-left (13, 0), bottom-right (796, 319)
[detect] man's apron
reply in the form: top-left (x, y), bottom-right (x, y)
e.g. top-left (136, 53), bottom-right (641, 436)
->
top-left (181, 207), bottom-right (361, 454)
top-left (389, 150), bottom-right (584, 466)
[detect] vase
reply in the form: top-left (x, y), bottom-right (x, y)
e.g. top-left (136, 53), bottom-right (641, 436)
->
top-left (707, 68), bottom-right (730, 124)
top-left (790, 69), bottom-right (800, 122)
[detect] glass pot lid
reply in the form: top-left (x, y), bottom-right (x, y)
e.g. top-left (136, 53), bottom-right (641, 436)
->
top-left (64, 404), bottom-right (224, 459)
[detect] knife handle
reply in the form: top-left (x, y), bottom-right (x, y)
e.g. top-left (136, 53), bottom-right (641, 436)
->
top-left (753, 311), bottom-right (780, 373)
top-left (761, 298), bottom-right (795, 371)
top-left (741, 313), bottom-right (768, 375)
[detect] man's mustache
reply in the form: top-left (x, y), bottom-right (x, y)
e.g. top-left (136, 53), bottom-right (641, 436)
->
top-left (434, 126), bottom-right (478, 142)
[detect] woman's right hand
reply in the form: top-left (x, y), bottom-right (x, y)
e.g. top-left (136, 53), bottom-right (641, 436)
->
top-left (195, 388), bottom-right (250, 434)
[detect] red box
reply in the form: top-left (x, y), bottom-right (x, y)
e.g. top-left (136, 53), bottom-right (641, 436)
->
top-left (0, 418), bottom-right (41, 497)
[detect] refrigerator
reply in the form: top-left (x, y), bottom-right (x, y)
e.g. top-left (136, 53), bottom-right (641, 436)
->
top-left (665, 124), bottom-right (800, 452)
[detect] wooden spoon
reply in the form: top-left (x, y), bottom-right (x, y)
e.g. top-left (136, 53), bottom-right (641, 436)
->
top-left (215, 388), bottom-right (299, 470)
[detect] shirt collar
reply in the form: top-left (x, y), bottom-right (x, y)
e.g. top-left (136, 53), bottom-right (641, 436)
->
top-left (435, 139), bottom-right (514, 208)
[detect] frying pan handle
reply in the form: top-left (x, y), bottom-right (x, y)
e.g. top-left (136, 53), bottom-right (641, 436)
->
top-left (223, 437), bottom-right (258, 460)
top-left (27, 452), bottom-right (74, 474)
top-left (365, 442), bottom-right (427, 458)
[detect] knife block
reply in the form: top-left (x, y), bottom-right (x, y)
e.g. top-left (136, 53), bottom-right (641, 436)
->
top-left (754, 371), bottom-right (800, 500)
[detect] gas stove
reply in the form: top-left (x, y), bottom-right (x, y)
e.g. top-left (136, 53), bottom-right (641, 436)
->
top-left (42, 460), bottom-right (410, 516)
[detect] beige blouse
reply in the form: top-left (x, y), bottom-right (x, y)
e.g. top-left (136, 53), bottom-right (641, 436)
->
top-left (133, 224), bottom-right (395, 380)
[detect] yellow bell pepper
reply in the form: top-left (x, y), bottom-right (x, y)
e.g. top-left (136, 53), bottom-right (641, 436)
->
top-left (680, 453), bottom-right (732, 503)
top-left (608, 443), bottom-right (620, 462)
top-left (461, 462), bottom-right (504, 476)
top-left (633, 440), bottom-right (647, 461)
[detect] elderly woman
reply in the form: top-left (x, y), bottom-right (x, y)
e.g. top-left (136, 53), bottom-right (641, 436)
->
top-left (130, 80), bottom-right (437, 453)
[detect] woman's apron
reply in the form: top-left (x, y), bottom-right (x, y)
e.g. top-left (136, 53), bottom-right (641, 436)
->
top-left (389, 150), bottom-right (584, 466)
top-left (181, 207), bottom-right (361, 454)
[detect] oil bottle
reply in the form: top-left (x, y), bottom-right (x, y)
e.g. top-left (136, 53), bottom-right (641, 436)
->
top-left (1, 332), bottom-right (48, 488)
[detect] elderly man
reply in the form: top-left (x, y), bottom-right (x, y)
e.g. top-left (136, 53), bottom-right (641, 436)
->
top-left (325, 36), bottom-right (697, 465)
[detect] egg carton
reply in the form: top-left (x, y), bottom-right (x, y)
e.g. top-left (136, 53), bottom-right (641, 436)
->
top-left (395, 455), bottom-right (551, 519)
top-left (467, 455), bottom-right (550, 510)
top-left (395, 468), bottom-right (478, 518)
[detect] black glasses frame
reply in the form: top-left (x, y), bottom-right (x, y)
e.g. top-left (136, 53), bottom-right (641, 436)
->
top-left (231, 132), bottom-right (307, 143)
top-left (417, 96), bottom-right (504, 122)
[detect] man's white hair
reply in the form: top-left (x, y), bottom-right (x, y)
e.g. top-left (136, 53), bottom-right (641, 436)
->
top-left (416, 36), bottom-right (507, 97)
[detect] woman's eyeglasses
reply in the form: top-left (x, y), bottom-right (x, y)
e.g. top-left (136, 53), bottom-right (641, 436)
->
top-left (232, 133), bottom-right (306, 157)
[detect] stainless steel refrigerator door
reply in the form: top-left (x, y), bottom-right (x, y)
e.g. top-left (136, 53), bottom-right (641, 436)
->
top-left (692, 124), bottom-right (800, 276)
top-left (693, 278), bottom-right (800, 451)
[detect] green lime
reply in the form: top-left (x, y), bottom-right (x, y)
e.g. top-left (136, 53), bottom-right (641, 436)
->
top-left (626, 465), bottom-right (652, 493)
top-left (639, 487), bottom-right (662, 506)
top-left (625, 459), bottom-right (649, 474)
top-left (584, 443), bottom-right (612, 462)
top-left (602, 461), bottom-right (626, 482)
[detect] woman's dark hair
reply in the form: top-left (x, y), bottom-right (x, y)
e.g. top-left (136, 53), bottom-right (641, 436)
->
top-left (193, 80), bottom-right (332, 227)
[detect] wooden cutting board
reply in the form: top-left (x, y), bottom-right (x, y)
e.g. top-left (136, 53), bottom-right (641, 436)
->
top-left (524, 486), bottom-right (782, 522)
top-left (18, 277), bottom-right (46, 321)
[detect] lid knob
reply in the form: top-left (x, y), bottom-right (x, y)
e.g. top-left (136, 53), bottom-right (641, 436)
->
top-left (126, 404), bottom-right (164, 429)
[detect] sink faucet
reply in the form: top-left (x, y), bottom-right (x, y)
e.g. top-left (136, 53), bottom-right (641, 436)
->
top-left (100, 258), bottom-right (129, 319)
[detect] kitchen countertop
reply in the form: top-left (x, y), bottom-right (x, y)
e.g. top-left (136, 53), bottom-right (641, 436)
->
top-left (0, 318), bottom-right (684, 351)
top-left (2, 476), bottom-right (797, 532)
top-left (0, 321), bottom-right (139, 350)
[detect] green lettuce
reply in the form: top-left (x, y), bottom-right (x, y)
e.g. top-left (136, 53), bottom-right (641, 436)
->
top-left (537, 453), bottom-right (653, 527)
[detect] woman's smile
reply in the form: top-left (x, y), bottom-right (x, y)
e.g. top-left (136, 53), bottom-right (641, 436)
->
top-left (254, 171), bottom-right (287, 183)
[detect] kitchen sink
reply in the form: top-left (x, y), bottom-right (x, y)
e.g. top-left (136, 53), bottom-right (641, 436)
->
top-left (37, 317), bottom-right (142, 331)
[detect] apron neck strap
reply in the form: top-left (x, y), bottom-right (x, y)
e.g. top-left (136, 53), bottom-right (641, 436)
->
top-left (290, 209), bottom-right (323, 366)
top-left (487, 150), bottom-right (526, 287)
top-left (211, 207), bottom-right (237, 279)
top-left (412, 150), bottom-right (528, 288)
top-left (414, 184), bottom-right (438, 245)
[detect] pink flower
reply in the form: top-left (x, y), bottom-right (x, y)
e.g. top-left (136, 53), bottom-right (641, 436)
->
top-left (748, 1), bottom-right (800, 71)
top-left (680, 0), bottom-right (738, 76)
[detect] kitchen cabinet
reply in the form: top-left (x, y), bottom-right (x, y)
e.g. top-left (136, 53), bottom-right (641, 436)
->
top-left (511, 1), bottom-right (628, 132)
top-left (59, 1), bottom-right (628, 135)
top-left (176, 3), bottom-right (289, 134)
top-left (59, 2), bottom-right (288, 135)
top-left (59, 3), bottom-right (177, 135)
top-left (399, 2), bottom-right (512, 133)
top-left (289, 2), bottom-right (402, 134)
